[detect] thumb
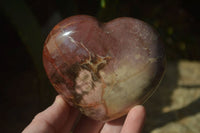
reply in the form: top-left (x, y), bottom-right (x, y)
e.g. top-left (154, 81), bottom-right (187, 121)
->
top-left (22, 95), bottom-right (70, 133)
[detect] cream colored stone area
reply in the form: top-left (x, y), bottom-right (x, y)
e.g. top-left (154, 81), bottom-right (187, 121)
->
top-left (144, 60), bottom-right (200, 133)
top-left (102, 60), bottom-right (156, 116)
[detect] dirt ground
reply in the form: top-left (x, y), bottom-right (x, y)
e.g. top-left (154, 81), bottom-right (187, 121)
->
top-left (144, 60), bottom-right (200, 133)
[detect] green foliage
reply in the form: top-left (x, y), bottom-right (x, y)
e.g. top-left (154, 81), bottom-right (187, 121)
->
top-left (98, 0), bottom-right (120, 21)
top-left (0, 0), bottom-right (55, 107)
top-left (101, 0), bottom-right (106, 8)
top-left (1, 0), bottom-right (43, 72)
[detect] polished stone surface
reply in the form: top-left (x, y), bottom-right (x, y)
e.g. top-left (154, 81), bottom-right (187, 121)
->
top-left (43, 15), bottom-right (165, 121)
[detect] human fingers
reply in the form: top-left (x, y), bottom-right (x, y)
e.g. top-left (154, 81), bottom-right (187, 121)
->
top-left (60, 106), bottom-right (80, 133)
top-left (100, 116), bottom-right (126, 133)
top-left (73, 115), bottom-right (104, 133)
top-left (120, 105), bottom-right (146, 133)
top-left (22, 95), bottom-right (73, 133)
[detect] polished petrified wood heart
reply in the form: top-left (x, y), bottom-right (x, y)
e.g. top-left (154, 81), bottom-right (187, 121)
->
top-left (43, 15), bottom-right (165, 121)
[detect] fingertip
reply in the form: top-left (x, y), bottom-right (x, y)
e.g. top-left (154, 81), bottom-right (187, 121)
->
top-left (128, 105), bottom-right (146, 124)
top-left (121, 105), bottom-right (146, 133)
top-left (129, 105), bottom-right (146, 117)
top-left (54, 95), bottom-right (67, 107)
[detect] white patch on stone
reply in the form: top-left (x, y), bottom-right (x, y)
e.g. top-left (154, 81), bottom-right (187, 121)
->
top-left (75, 70), bottom-right (93, 94)
top-left (149, 58), bottom-right (157, 63)
top-left (75, 69), bottom-right (103, 106)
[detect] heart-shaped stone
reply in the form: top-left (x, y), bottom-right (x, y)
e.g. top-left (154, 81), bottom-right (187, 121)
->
top-left (43, 15), bottom-right (165, 121)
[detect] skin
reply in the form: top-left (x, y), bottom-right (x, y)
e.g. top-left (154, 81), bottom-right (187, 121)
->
top-left (22, 95), bottom-right (146, 133)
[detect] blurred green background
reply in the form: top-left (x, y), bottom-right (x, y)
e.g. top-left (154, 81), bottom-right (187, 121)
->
top-left (0, 0), bottom-right (200, 132)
